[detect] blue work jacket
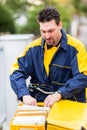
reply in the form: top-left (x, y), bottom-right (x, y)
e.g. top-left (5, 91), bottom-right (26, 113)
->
top-left (10, 30), bottom-right (87, 102)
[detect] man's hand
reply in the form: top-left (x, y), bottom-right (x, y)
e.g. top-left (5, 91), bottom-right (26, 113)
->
top-left (44, 92), bottom-right (62, 107)
top-left (23, 95), bottom-right (37, 106)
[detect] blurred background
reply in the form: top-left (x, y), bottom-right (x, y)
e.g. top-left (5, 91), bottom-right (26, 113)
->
top-left (0, 0), bottom-right (87, 130)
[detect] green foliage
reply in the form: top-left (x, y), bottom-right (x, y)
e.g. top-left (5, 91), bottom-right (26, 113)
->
top-left (56, 4), bottom-right (73, 31)
top-left (45, 0), bottom-right (73, 30)
top-left (4, 0), bottom-right (26, 13)
top-left (4, 0), bottom-right (36, 15)
top-left (19, 6), bottom-right (44, 35)
top-left (19, 3), bottom-right (73, 35)
top-left (0, 0), bottom-right (87, 35)
top-left (0, 4), bottom-right (16, 33)
top-left (72, 0), bottom-right (87, 15)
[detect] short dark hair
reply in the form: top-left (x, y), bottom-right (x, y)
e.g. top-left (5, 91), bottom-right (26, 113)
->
top-left (37, 6), bottom-right (60, 25)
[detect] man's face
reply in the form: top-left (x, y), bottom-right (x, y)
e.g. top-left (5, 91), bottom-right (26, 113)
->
top-left (40, 19), bottom-right (62, 46)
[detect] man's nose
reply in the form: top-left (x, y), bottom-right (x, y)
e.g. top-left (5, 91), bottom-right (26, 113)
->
top-left (45, 33), bottom-right (50, 39)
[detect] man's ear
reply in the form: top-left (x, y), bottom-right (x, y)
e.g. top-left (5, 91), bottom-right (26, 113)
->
top-left (58, 21), bottom-right (62, 30)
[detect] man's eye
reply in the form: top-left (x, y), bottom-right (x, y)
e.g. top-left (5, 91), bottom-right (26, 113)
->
top-left (49, 30), bottom-right (54, 33)
top-left (41, 31), bottom-right (45, 33)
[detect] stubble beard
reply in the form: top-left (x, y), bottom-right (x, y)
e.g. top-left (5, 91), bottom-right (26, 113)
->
top-left (46, 37), bottom-right (56, 46)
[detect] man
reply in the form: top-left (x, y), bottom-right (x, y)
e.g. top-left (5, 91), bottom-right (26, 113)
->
top-left (10, 6), bottom-right (87, 107)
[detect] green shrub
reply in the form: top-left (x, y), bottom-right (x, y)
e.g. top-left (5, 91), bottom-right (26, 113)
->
top-left (19, 6), bottom-right (43, 35)
top-left (0, 4), bottom-right (16, 34)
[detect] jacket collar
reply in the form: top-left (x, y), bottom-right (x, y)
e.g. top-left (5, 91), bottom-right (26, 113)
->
top-left (60, 29), bottom-right (68, 51)
top-left (41, 38), bottom-right (45, 49)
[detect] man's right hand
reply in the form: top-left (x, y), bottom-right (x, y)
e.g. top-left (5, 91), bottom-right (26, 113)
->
top-left (23, 95), bottom-right (37, 106)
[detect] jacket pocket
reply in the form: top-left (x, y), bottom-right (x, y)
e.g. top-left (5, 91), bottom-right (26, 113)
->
top-left (51, 64), bottom-right (71, 83)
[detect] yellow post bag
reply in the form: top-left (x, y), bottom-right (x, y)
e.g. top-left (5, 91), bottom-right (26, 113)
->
top-left (47, 100), bottom-right (87, 130)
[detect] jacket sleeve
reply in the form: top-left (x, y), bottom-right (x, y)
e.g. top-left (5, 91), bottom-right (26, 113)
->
top-left (58, 42), bottom-right (87, 99)
top-left (10, 47), bottom-right (33, 99)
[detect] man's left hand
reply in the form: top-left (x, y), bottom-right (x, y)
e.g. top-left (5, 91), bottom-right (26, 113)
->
top-left (44, 92), bottom-right (62, 107)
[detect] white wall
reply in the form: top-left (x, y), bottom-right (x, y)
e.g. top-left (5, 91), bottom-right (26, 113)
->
top-left (0, 34), bottom-right (34, 128)
top-left (0, 45), bottom-right (6, 128)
